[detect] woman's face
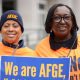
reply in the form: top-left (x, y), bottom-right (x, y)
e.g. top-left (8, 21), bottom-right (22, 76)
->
top-left (52, 6), bottom-right (73, 40)
top-left (1, 20), bottom-right (22, 44)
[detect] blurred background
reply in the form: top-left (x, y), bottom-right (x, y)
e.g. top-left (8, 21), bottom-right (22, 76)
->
top-left (0, 0), bottom-right (80, 49)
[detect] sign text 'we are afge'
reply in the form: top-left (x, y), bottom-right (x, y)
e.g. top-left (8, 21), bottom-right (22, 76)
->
top-left (1, 56), bottom-right (70, 80)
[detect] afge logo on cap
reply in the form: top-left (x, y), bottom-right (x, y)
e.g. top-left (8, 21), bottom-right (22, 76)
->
top-left (7, 14), bottom-right (18, 19)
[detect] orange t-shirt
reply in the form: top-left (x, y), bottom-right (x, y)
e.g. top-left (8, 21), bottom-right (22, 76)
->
top-left (35, 35), bottom-right (80, 80)
top-left (0, 42), bottom-right (37, 57)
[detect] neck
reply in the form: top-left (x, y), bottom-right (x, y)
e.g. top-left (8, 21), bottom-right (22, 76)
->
top-left (54, 34), bottom-right (72, 42)
top-left (2, 39), bottom-right (24, 48)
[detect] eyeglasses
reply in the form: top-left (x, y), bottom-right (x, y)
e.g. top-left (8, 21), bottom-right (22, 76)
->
top-left (53, 15), bottom-right (72, 23)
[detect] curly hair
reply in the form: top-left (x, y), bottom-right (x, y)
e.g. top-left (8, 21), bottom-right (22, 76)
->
top-left (45, 3), bottom-right (79, 33)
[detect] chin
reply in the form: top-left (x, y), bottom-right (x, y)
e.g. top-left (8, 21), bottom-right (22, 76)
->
top-left (8, 41), bottom-right (15, 44)
top-left (57, 32), bottom-right (68, 37)
top-left (6, 39), bottom-right (16, 44)
top-left (59, 31), bottom-right (68, 35)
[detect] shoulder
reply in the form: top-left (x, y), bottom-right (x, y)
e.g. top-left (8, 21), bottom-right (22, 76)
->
top-left (77, 34), bottom-right (80, 46)
top-left (18, 47), bottom-right (34, 53)
top-left (0, 42), bottom-right (3, 45)
top-left (18, 47), bottom-right (38, 57)
top-left (35, 35), bottom-right (51, 55)
top-left (24, 47), bottom-right (34, 52)
top-left (36, 35), bottom-right (50, 48)
top-left (78, 34), bottom-right (80, 41)
top-left (0, 42), bottom-right (6, 48)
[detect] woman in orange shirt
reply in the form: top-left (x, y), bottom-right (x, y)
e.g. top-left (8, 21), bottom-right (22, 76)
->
top-left (35, 4), bottom-right (80, 80)
top-left (0, 10), bottom-right (36, 57)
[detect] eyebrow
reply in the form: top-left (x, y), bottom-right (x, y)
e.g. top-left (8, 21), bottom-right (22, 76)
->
top-left (54, 14), bottom-right (71, 16)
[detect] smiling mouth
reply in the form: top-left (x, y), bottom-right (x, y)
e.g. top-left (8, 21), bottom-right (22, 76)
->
top-left (60, 28), bottom-right (66, 31)
top-left (58, 27), bottom-right (66, 30)
top-left (7, 34), bottom-right (16, 38)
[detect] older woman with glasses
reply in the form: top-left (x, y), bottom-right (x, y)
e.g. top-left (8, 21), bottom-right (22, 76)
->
top-left (35, 4), bottom-right (80, 80)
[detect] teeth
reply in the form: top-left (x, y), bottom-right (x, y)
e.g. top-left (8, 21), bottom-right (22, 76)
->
top-left (59, 27), bottom-right (66, 30)
top-left (7, 34), bottom-right (15, 37)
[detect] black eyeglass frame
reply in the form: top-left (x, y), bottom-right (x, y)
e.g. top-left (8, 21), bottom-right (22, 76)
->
top-left (53, 15), bottom-right (72, 23)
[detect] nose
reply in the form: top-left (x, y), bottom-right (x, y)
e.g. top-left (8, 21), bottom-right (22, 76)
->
top-left (8, 25), bottom-right (14, 31)
top-left (60, 18), bottom-right (65, 24)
